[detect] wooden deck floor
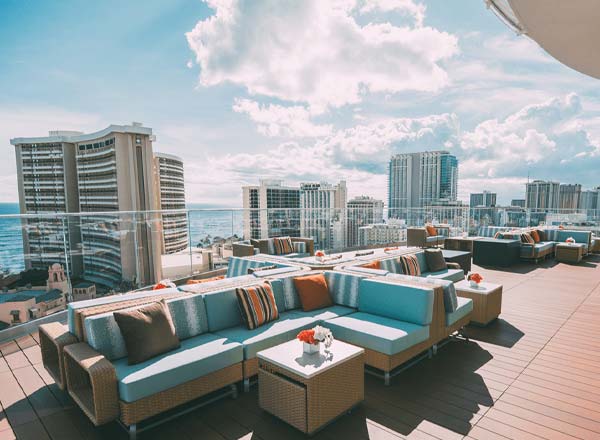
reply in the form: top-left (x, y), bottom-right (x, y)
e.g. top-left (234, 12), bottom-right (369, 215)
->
top-left (1, 256), bottom-right (600, 440)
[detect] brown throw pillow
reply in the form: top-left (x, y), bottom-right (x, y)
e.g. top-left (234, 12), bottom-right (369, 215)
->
top-left (425, 249), bottom-right (447, 272)
top-left (293, 273), bottom-right (333, 311)
top-left (530, 230), bottom-right (541, 243)
top-left (114, 301), bottom-right (180, 365)
top-left (361, 260), bottom-right (381, 270)
top-left (425, 225), bottom-right (438, 237)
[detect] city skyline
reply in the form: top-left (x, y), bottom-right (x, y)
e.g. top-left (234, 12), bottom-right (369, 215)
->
top-left (2, 0), bottom-right (600, 206)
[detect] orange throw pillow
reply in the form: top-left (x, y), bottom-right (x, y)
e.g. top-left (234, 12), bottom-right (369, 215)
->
top-left (425, 225), bottom-right (437, 236)
top-left (293, 273), bottom-right (333, 311)
top-left (530, 230), bottom-right (540, 243)
top-left (362, 260), bottom-right (381, 270)
top-left (186, 275), bottom-right (225, 285)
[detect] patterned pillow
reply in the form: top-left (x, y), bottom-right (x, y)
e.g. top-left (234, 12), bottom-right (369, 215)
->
top-left (520, 233), bottom-right (535, 245)
top-left (399, 254), bottom-right (421, 276)
top-left (236, 283), bottom-right (279, 330)
top-left (273, 237), bottom-right (294, 255)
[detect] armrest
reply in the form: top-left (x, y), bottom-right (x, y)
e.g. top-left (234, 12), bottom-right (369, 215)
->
top-left (232, 242), bottom-right (257, 257)
top-left (63, 343), bottom-right (119, 425)
top-left (446, 262), bottom-right (461, 270)
top-left (39, 322), bottom-right (78, 390)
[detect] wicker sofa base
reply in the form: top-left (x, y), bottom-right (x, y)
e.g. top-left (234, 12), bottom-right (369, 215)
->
top-left (119, 362), bottom-right (243, 426)
top-left (39, 322), bottom-right (78, 390)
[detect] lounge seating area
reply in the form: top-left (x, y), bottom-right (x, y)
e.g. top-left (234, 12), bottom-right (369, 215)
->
top-left (1, 247), bottom-right (600, 439)
top-left (232, 236), bottom-right (315, 258)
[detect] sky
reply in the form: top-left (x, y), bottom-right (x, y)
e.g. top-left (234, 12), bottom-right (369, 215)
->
top-left (1, 0), bottom-right (600, 207)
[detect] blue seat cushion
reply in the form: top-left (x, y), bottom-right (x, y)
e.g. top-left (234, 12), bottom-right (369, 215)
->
top-left (425, 268), bottom-right (464, 283)
top-left (426, 235), bottom-right (440, 243)
top-left (214, 312), bottom-right (316, 359)
top-left (288, 305), bottom-right (356, 323)
top-left (446, 297), bottom-right (473, 326)
top-left (114, 333), bottom-right (243, 402)
top-left (358, 279), bottom-right (434, 325)
top-left (326, 312), bottom-right (429, 356)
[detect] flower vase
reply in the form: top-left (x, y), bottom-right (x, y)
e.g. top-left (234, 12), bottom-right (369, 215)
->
top-left (303, 342), bottom-right (320, 354)
top-left (469, 280), bottom-right (479, 288)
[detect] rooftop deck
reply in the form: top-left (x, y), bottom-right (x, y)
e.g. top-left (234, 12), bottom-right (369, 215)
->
top-left (1, 256), bottom-right (600, 440)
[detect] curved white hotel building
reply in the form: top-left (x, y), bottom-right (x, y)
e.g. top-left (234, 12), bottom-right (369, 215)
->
top-left (11, 124), bottom-right (163, 289)
top-left (153, 152), bottom-right (188, 254)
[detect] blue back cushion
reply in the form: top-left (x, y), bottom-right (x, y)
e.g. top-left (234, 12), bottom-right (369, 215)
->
top-left (358, 279), bottom-right (433, 325)
top-left (380, 258), bottom-right (400, 273)
top-left (557, 230), bottom-right (590, 244)
top-left (226, 257), bottom-right (264, 278)
top-left (324, 271), bottom-right (363, 308)
top-left (203, 287), bottom-right (242, 331)
top-left (165, 295), bottom-right (208, 340)
top-left (264, 279), bottom-right (287, 312)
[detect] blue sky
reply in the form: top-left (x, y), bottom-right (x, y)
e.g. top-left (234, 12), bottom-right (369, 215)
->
top-left (2, 0), bottom-right (600, 206)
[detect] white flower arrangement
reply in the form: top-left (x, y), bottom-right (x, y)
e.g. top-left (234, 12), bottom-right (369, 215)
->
top-left (312, 325), bottom-right (334, 348)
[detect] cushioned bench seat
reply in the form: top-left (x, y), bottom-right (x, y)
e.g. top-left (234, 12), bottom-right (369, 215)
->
top-left (446, 297), bottom-right (473, 326)
top-left (326, 312), bottom-right (429, 356)
top-left (114, 333), bottom-right (243, 403)
top-left (425, 268), bottom-right (465, 283)
top-left (215, 312), bottom-right (316, 359)
top-left (288, 305), bottom-right (356, 323)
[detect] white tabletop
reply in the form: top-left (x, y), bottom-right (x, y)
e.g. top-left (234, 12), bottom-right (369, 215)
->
top-left (455, 280), bottom-right (501, 294)
top-left (556, 242), bottom-right (586, 248)
top-left (257, 339), bottom-right (364, 380)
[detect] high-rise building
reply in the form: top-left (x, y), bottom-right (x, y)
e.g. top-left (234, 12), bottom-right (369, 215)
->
top-left (558, 183), bottom-right (582, 211)
top-left (525, 180), bottom-right (560, 210)
top-left (242, 180), bottom-right (300, 240)
top-left (388, 151), bottom-right (458, 217)
top-left (580, 188), bottom-right (600, 211)
top-left (299, 181), bottom-right (347, 250)
top-left (511, 199), bottom-right (526, 208)
top-left (470, 191), bottom-right (497, 207)
top-left (153, 153), bottom-right (188, 254)
top-left (346, 196), bottom-right (384, 248)
top-left (11, 131), bottom-right (82, 273)
top-left (11, 124), bottom-right (163, 289)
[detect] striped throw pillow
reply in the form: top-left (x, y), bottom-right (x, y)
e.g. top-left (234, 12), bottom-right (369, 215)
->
top-left (520, 233), bottom-right (535, 245)
top-left (399, 254), bottom-right (421, 276)
top-left (236, 283), bottom-right (279, 330)
top-left (273, 237), bottom-right (294, 255)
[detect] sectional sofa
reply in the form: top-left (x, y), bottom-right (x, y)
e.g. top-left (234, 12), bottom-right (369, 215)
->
top-left (232, 237), bottom-right (315, 257)
top-left (40, 268), bottom-right (473, 438)
top-left (341, 249), bottom-right (465, 284)
top-left (477, 226), bottom-right (593, 262)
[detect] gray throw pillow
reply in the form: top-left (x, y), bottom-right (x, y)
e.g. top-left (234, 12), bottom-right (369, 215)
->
top-left (424, 249), bottom-right (447, 272)
top-left (114, 300), bottom-right (180, 365)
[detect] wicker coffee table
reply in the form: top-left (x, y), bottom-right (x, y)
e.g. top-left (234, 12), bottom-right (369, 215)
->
top-left (555, 243), bottom-right (585, 263)
top-left (455, 280), bottom-right (502, 326)
top-left (257, 339), bottom-right (364, 434)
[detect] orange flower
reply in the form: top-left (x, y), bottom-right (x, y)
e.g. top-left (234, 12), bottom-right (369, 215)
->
top-left (297, 329), bottom-right (316, 344)
top-left (468, 273), bottom-right (483, 283)
top-left (315, 250), bottom-right (325, 257)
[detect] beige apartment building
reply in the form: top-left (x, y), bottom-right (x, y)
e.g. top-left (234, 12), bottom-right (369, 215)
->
top-left (11, 124), bottom-right (163, 290)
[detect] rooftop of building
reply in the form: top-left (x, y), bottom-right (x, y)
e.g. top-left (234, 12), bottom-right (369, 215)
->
top-left (0, 289), bottom-right (62, 304)
top-left (1, 256), bottom-right (599, 439)
top-left (9, 123), bottom-right (152, 146)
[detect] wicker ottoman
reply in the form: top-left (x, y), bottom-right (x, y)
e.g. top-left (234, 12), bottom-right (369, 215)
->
top-left (39, 322), bottom-right (78, 390)
top-left (455, 281), bottom-right (502, 326)
top-left (258, 339), bottom-right (364, 435)
top-left (555, 243), bottom-right (585, 263)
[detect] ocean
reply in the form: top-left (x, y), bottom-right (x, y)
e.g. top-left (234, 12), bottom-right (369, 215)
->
top-left (0, 203), bottom-right (243, 276)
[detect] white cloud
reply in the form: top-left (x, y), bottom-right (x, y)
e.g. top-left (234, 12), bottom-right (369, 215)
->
top-left (186, 0), bottom-right (458, 111)
top-left (482, 34), bottom-right (553, 64)
top-left (356, 0), bottom-right (426, 26)
top-left (232, 99), bottom-right (332, 137)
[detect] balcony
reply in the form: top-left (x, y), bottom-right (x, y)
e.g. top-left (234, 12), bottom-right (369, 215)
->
top-left (0, 207), bottom-right (599, 439)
